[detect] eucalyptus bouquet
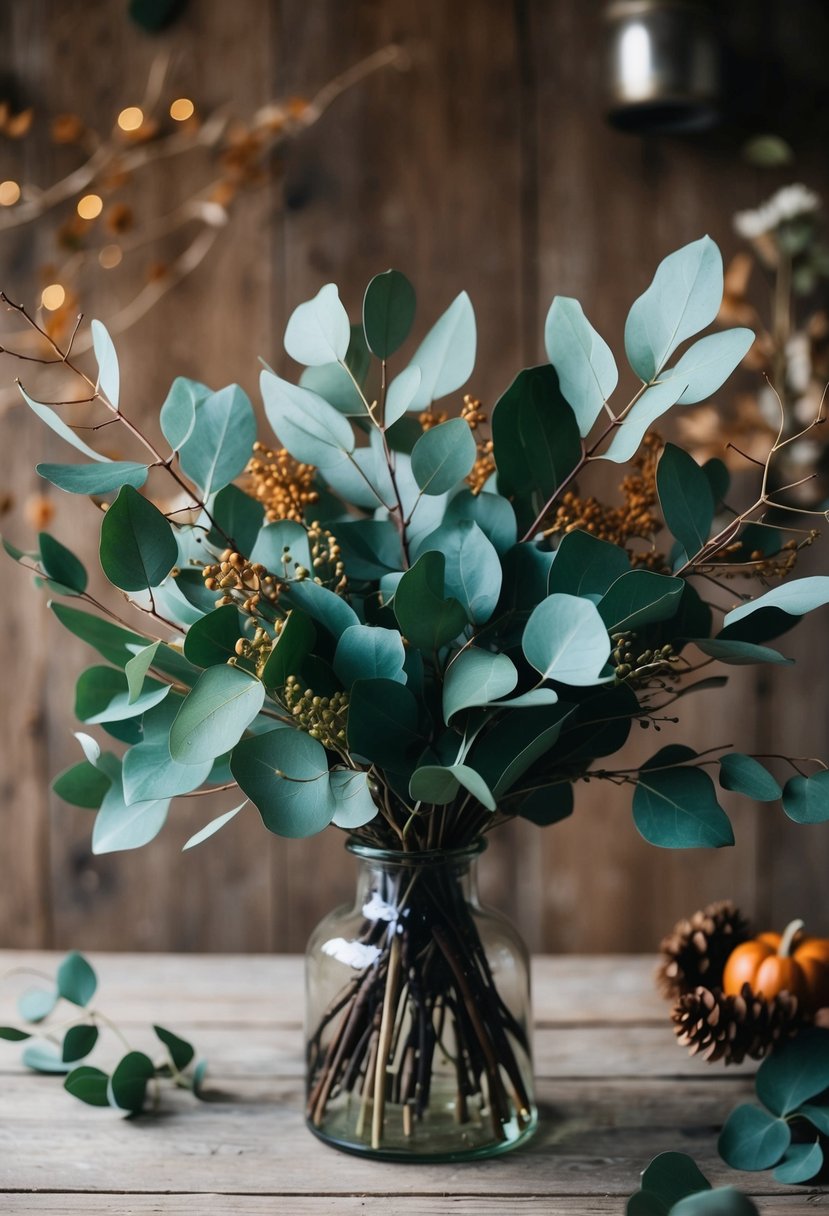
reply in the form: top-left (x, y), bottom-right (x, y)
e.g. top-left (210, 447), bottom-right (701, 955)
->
top-left (4, 235), bottom-right (829, 1157)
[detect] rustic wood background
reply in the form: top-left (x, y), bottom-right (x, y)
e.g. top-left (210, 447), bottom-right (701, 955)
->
top-left (1, 0), bottom-right (828, 955)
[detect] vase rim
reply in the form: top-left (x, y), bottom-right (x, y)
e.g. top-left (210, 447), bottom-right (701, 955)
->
top-left (346, 837), bottom-right (487, 865)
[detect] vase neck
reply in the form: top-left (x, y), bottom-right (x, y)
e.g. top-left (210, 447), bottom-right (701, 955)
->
top-left (348, 841), bottom-right (483, 912)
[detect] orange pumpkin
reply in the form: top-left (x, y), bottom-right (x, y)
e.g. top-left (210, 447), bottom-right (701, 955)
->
top-left (723, 919), bottom-right (829, 1013)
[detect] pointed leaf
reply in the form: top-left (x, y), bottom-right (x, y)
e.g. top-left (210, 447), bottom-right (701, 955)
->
top-left (329, 770), bottom-right (379, 829)
top-left (207, 484), bottom-right (264, 556)
top-left (692, 638), bottom-right (792, 666)
top-left (284, 283), bottom-right (351, 366)
top-left (91, 319), bottom-right (119, 406)
top-left (633, 749), bottom-right (734, 848)
top-left (75, 666), bottom-right (169, 724)
top-left (363, 269), bottom-right (416, 358)
top-left (443, 649), bottom-right (518, 720)
top-left (719, 754), bottom-right (781, 801)
top-left (56, 953), bottom-right (97, 1006)
top-left (601, 379), bottom-right (686, 464)
top-left (717, 1104), bottom-right (791, 1171)
top-left (598, 570), bottom-right (684, 633)
top-left (153, 1024), bottom-right (195, 1071)
top-left (772, 1140), bottom-right (823, 1184)
top-left (62, 1023), bottom-right (99, 1062)
top-left (657, 444), bottom-right (714, 559)
top-left (393, 551), bottom-right (467, 650)
top-left (724, 575), bottom-right (829, 628)
top-left (260, 610), bottom-right (316, 689)
top-left (64, 1065), bottom-right (110, 1106)
top-left (50, 603), bottom-right (148, 667)
top-left (261, 370), bottom-right (355, 467)
top-left (756, 1027), bottom-right (829, 1115)
top-left (416, 520), bottom-right (502, 624)
top-left (37, 461), bottom-right (148, 495)
top-left (410, 417), bottom-right (477, 495)
top-left (782, 772), bottom-right (829, 823)
top-left (409, 764), bottom-right (496, 810)
top-left (333, 624), bottom-right (406, 687)
top-left (178, 384), bottom-right (256, 496)
top-left (160, 376), bottom-right (209, 451)
top-left (659, 328), bottom-right (755, 404)
top-left (183, 801), bottom-right (247, 850)
top-left (92, 766), bottom-right (170, 855)
top-left (19, 386), bottom-right (109, 461)
top-left (384, 364), bottom-right (422, 426)
top-left (125, 642), bottom-right (161, 702)
top-left (409, 291), bottom-right (476, 408)
top-left (170, 666), bottom-right (265, 765)
top-left (99, 485), bottom-right (177, 592)
top-left (545, 296), bottom-right (618, 435)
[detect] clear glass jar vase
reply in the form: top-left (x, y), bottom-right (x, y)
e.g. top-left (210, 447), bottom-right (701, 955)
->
top-left (305, 839), bottom-right (537, 1161)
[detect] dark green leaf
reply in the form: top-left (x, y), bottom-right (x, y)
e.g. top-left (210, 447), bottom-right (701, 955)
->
top-left (772, 1141), bottom-right (823, 1184)
top-left (471, 705), bottom-right (571, 798)
top-left (518, 783), bottom-right (574, 826)
top-left (75, 666), bottom-right (169, 724)
top-left (393, 551), bottom-right (467, 650)
top-left (37, 461), bottom-right (148, 495)
top-left (332, 520), bottom-right (403, 580)
top-left (49, 603), bottom-right (148, 667)
top-left (52, 760), bottom-right (111, 809)
top-left (717, 1104), bottom-right (791, 1171)
top-left (170, 666), bottom-right (265, 765)
top-left (782, 772), bottom-right (829, 824)
top-left (99, 485), bottom-right (177, 592)
top-left (347, 678), bottom-right (424, 772)
top-left (410, 417), bottom-right (477, 496)
top-left (797, 1103), bottom-right (829, 1134)
top-left (719, 754), bottom-right (781, 801)
top-left (547, 529), bottom-right (630, 598)
top-left (639, 1151), bottom-right (711, 1211)
top-left (633, 748), bottom-right (734, 848)
top-left (260, 610), bottom-right (316, 689)
top-left (756, 1027), bottom-right (829, 1115)
top-left (62, 1023), bottom-right (99, 1062)
top-left (183, 605), bottom-right (244, 668)
top-left (39, 532), bottom-right (88, 595)
top-left (333, 624), bottom-right (406, 687)
top-left (207, 484), bottom-right (264, 555)
top-left (657, 444), bottom-right (713, 560)
top-left (57, 952), bottom-right (97, 1006)
top-left (230, 727), bottom-right (334, 838)
top-left (64, 1065), bottom-right (110, 1106)
top-left (363, 269), bottom-right (416, 358)
top-left (109, 1050), bottom-right (155, 1113)
top-left (178, 384), bottom-right (256, 495)
top-left (702, 458), bottom-right (729, 505)
top-left (0, 1026), bottom-right (30, 1041)
top-left (153, 1024), bottom-right (195, 1071)
top-left (692, 638), bottom-right (792, 666)
top-left (598, 570), bottom-right (684, 633)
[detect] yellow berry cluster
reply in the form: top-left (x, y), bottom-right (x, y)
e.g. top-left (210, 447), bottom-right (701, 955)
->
top-left (283, 675), bottom-right (348, 749)
top-left (203, 549), bottom-right (280, 614)
top-left (708, 532), bottom-right (814, 579)
top-left (418, 409), bottom-right (449, 431)
top-left (304, 522), bottom-right (347, 593)
top-left (611, 632), bottom-right (680, 686)
top-left (233, 624), bottom-right (274, 678)
top-left (246, 441), bottom-right (319, 524)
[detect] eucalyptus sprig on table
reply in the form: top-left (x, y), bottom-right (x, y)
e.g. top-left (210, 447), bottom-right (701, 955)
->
top-left (628, 1153), bottom-right (759, 1216)
top-left (0, 951), bottom-right (206, 1114)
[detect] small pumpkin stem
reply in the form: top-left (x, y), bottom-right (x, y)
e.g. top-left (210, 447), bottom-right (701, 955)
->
top-left (779, 918), bottom-right (805, 958)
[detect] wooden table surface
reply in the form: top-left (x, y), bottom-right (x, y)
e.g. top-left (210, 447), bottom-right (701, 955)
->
top-left (0, 951), bottom-right (821, 1214)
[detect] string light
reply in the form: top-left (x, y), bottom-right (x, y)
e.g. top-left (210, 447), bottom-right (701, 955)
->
top-left (0, 180), bottom-right (21, 206)
top-left (117, 106), bottom-right (144, 132)
top-left (76, 193), bottom-right (103, 220)
top-left (170, 98), bottom-right (195, 122)
top-left (98, 245), bottom-right (123, 269)
top-left (41, 283), bottom-right (66, 311)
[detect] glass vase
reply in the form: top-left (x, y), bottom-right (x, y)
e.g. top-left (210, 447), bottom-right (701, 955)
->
top-left (305, 839), bottom-right (537, 1161)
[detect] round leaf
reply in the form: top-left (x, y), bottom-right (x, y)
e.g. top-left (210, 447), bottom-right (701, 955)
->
top-left (329, 770), bottom-right (379, 829)
top-left (57, 952), bottom-right (97, 1007)
top-left (183, 605), bottom-right (244, 668)
top-left (443, 649), bottom-right (518, 720)
top-left (18, 987), bottom-right (57, 1023)
top-left (717, 1104), bottom-right (791, 1171)
top-left (410, 417), bottom-right (477, 496)
top-left (178, 384), bottom-right (257, 496)
top-left (99, 485), bottom-right (177, 593)
top-left (64, 1065), bottom-right (110, 1107)
top-left (756, 1027), bottom-right (829, 1115)
top-left (109, 1050), bottom-right (155, 1113)
top-left (523, 593), bottom-right (611, 685)
top-left (393, 551), bottom-right (467, 651)
top-left (782, 772), bottom-right (829, 824)
top-left (22, 1043), bottom-right (72, 1074)
top-left (230, 728), bottom-right (335, 838)
top-left (284, 282), bottom-right (351, 367)
top-left (170, 666), bottom-right (265, 765)
top-left (633, 749), bottom-right (734, 849)
top-left (160, 376), bottom-right (208, 451)
top-left (363, 269), bottom-right (416, 358)
top-left (772, 1141), bottom-right (823, 1185)
top-left (333, 624), bottom-right (406, 687)
top-left (719, 754), bottom-right (781, 802)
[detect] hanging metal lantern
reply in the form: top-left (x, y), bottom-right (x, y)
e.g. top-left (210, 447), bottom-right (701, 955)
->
top-left (604, 0), bottom-right (722, 134)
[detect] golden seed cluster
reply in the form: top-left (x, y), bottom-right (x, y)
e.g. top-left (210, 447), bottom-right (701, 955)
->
top-left (305, 522), bottom-right (347, 593)
top-left (246, 441), bottom-right (320, 524)
top-left (708, 532), bottom-right (815, 579)
top-left (611, 631), bottom-right (680, 686)
top-left (283, 675), bottom-right (348, 748)
top-left (233, 624), bottom-right (275, 678)
top-left (203, 549), bottom-right (280, 614)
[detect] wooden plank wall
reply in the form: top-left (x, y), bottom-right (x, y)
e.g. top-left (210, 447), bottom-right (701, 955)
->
top-left (1, 0), bottom-right (827, 954)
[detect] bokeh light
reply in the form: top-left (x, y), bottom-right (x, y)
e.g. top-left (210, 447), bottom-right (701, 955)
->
top-left (117, 106), bottom-right (144, 132)
top-left (99, 245), bottom-right (123, 269)
top-left (170, 98), bottom-right (195, 121)
top-left (77, 193), bottom-right (103, 219)
top-left (41, 283), bottom-right (66, 311)
top-left (0, 180), bottom-right (21, 206)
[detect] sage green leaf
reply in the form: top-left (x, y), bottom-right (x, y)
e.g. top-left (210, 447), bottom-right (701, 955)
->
top-left (250, 520), bottom-right (311, 577)
top-left (601, 379), bottom-right (686, 464)
top-left (37, 461), bottom-right (148, 495)
top-left (333, 519), bottom-right (402, 579)
top-left (334, 624), bottom-right (406, 687)
top-left (329, 770), bottom-right (378, 829)
top-left (99, 485), bottom-right (177, 592)
top-left (125, 641), bottom-right (161, 702)
top-left (153, 1024), bottom-right (195, 1071)
top-left (723, 575), bottom-right (829, 628)
top-left (363, 269), bottom-right (416, 358)
top-left (443, 489), bottom-right (517, 555)
top-left (657, 444), bottom-right (713, 558)
top-left (409, 763), bottom-right (496, 810)
top-left (491, 365), bottom-right (582, 526)
top-left (57, 953), bottom-right (97, 1006)
top-left (284, 282), bottom-right (351, 366)
top-left (347, 678), bottom-right (423, 771)
top-left (633, 749), bottom-right (734, 848)
top-left (50, 603), bottom-right (147, 666)
top-left (523, 593), bottom-right (611, 685)
top-left (797, 1103), bottom-right (829, 1135)
top-left (283, 578), bottom-right (359, 639)
top-left (717, 1104), bottom-right (791, 1171)
top-left (38, 532), bottom-right (87, 594)
top-left (322, 443), bottom-right (392, 510)
top-left (443, 649), bottom-right (518, 720)
top-left (639, 1151), bottom-right (711, 1211)
top-left (518, 783), bottom-right (573, 826)
top-left (109, 1050), bottom-right (155, 1113)
top-left (160, 376), bottom-right (209, 451)
top-left (178, 384), bottom-right (256, 496)
top-left (547, 530), bottom-right (630, 598)
top-left (544, 296), bottom-right (618, 435)
top-left (92, 762), bottom-right (170, 854)
top-left (416, 520), bottom-right (502, 624)
top-left (490, 688), bottom-right (559, 710)
top-left (0, 1027), bottom-right (30, 1041)
top-left (18, 987), bottom-right (57, 1023)
top-left (75, 666), bottom-right (169, 724)
top-left (625, 236), bottom-right (723, 380)
top-left (260, 610), bottom-right (316, 688)
top-left (64, 1065), bottom-right (110, 1106)
top-left (659, 328), bottom-right (754, 404)
top-left (411, 417), bottom-right (477, 495)
top-left (183, 801), bottom-right (247, 850)
top-left (598, 570), bottom-right (684, 633)
top-left (122, 743), bottom-right (212, 805)
top-left (719, 754), bottom-right (781, 801)
top-left (170, 666), bottom-right (265, 765)
top-left (692, 638), bottom-right (792, 666)
top-left (91, 319), bottom-right (120, 406)
top-left (52, 761), bottom-right (111, 809)
top-left (231, 728), bottom-right (334, 837)
top-left (384, 365), bottom-right (422, 426)
top-left (19, 385), bottom-right (109, 461)
top-left (261, 370), bottom-right (355, 468)
top-left (22, 1044), bottom-right (72, 1074)
top-left (62, 1023), bottom-right (99, 1062)
top-left (756, 1027), bottom-right (829, 1115)
top-left (183, 605), bottom-right (243, 668)
top-left (208, 484), bottom-right (264, 555)
top-left (409, 291), bottom-right (476, 408)
top-left (772, 1141), bottom-right (823, 1184)
top-left (393, 551), bottom-right (467, 650)
top-left (300, 362), bottom-right (366, 415)
top-left (671, 1189), bottom-right (759, 1216)
top-left (782, 772), bottom-right (829, 823)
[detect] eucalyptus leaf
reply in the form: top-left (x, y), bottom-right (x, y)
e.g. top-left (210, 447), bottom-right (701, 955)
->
top-left (547, 530), bottom-right (630, 598)
top-left (772, 1141), bottom-right (823, 1184)
top-left (657, 444), bottom-right (713, 559)
top-left (19, 385), bottom-right (109, 461)
top-left (475, 706), bottom-right (571, 798)
top-left (260, 610), bottom-right (316, 688)
top-left (410, 417), bottom-right (477, 496)
top-left (125, 642), bottom-right (161, 702)
top-left (183, 605), bottom-right (244, 669)
top-left (37, 461), bottom-right (148, 495)
top-left (347, 678), bottom-right (423, 772)
top-left (109, 1050), bottom-right (155, 1114)
top-left (717, 1104), bottom-right (791, 1171)
top-left (409, 291), bottom-right (476, 408)
top-left (671, 1189), bottom-right (759, 1216)
top-left (250, 520), bottom-right (311, 577)
top-left (638, 1151), bottom-right (712, 1212)
top-left (208, 484), bottom-right (264, 555)
top-left (329, 769), bottom-right (379, 829)
top-left (691, 638), bottom-right (792, 666)
top-left (231, 728), bottom-right (334, 837)
top-left (170, 666), bottom-right (265, 765)
top-left (797, 1103), bottom-right (829, 1135)
top-left (756, 1027), bottom-right (829, 1115)
top-left (38, 532), bottom-right (87, 594)
top-left (91, 319), bottom-right (120, 406)
top-left (22, 1044), bottom-right (73, 1075)
top-left (523, 593), bottom-right (610, 685)
top-left (416, 520), bottom-right (501, 624)
top-left (443, 489), bottom-right (517, 556)
top-left (384, 365), bottom-right (422, 426)
top-left (719, 754), bottom-right (781, 801)
top-left (633, 747), bottom-right (734, 848)
top-left (122, 743), bottom-right (212, 805)
top-left (393, 551), bottom-right (467, 650)
top-left (62, 1023), bottom-right (99, 1062)
top-left (50, 603), bottom-right (148, 667)
top-left (160, 376), bottom-right (209, 451)
top-left (598, 570), bottom-right (684, 633)
top-left (75, 666), bottom-right (169, 724)
top-left (300, 362), bottom-right (366, 415)
top-left (601, 380), bottom-right (686, 464)
top-left (92, 762), bottom-right (170, 854)
top-left (282, 578), bottom-right (359, 640)
top-left (261, 370), bottom-right (355, 467)
top-left (284, 282), bottom-right (351, 367)
top-left (517, 783), bottom-right (573, 826)
top-left (153, 1024), bottom-right (195, 1071)
top-left (544, 296), bottom-right (618, 435)
top-left (723, 575), bottom-right (829, 628)
top-left (782, 772), bottom-right (829, 823)
top-left (0, 1027), bottom-right (30, 1041)
top-left (56, 952), bottom-right (97, 1006)
top-left (183, 801), bottom-right (247, 850)
top-left (443, 649), bottom-right (518, 720)
top-left (363, 269), bottom-right (416, 358)
top-left (53, 757), bottom-right (112, 808)
top-left (409, 764), bottom-right (496, 811)
top-left (64, 1065), bottom-right (110, 1107)
top-left (659, 328), bottom-right (755, 404)
top-left (18, 987), bottom-right (57, 1023)
top-left (178, 384), bottom-right (256, 496)
top-left (333, 624), bottom-right (406, 687)
top-left (99, 485), bottom-right (177, 593)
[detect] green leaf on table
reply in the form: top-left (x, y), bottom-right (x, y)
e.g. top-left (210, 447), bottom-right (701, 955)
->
top-left (183, 801), bottom-right (247, 850)
top-left (443, 489), bottom-right (517, 556)
top-left (518, 783), bottom-right (574, 826)
top-left (408, 291), bottom-right (476, 409)
top-left (329, 770), bottom-right (379, 829)
top-left (782, 772), bottom-right (829, 823)
top-left (19, 385), bottom-right (110, 461)
top-left (363, 269), bottom-right (416, 358)
top-left (523, 593), bottom-right (610, 685)
top-left (18, 988), bottom-right (57, 1023)
top-left (416, 520), bottom-right (502, 625)
top-left (0, 1026), bottom-right (30, 1041)
top-left (601, 380), bottom-right (686, 465)
top-left (718, 1104), bottom-right (791, 1171)
top-left (659, 328), bottom-right (755, 404)
top-left (657, 444), bottom-right (713, 559)
top-left (178, 384), bottom-right (256, 496)
top-left (57, 952), bottom-right (97, 1006)
top-left (207, 484), bottom-right (264, 555)
top-left (384, 365), bottom-right (422, 426)
top-left (99, 485), bottom-right (177, 592)
top-left (91, 319), bottom-right (120, 405)
top-left (756, 1027), bottom-right (829, 1114)
top-left (183, 605), bottom-right (243, 669)
top-left (598, 570), bottom-right (684, 633)
top-left (260, 610), bottom-right (315, 689)
top-left (37, 461), bottom-right (148, 495)
top-left (410, 417), bottom-right (477, 496)
top-left (723, 576), bottom-right (829, 628)
top-left (347, 678), bottom-right (423, 772)
top-left (638, 1151), bottom-right (712, 1212)
top-left (64, 1065), bottom-right (110, 1106)
top-left (547, 529), bottom-right (630, 598)
top-left (443, 649), bottom-right (518, 720)
top-left (62, 1023), bottom-right (99, 1062)
top-left (261, 371), bottom-right (355, 468)
top-left (284, 282), bottom-right (351, 367)
top-left (625, 236), bottom-right (723, 380)
top-left (50, 603), bottom-right (147, 667)
top-left (544, 296), bottom-right (618, 436)
top-left (22, 1043), bottom-right (73, 1074)
top-left (719, 754), bottom-right (781, 801)
top-left (333, 624), bottom-right (406, 687)
top-left (153, 1024), bottom-right (195, 1071)
top-left (671, 1189), bottom-right (759, 1216)
top-left (691, 638), bottom-right (792, 666)
top-left (192, 1058), bottom-right (209, 1098)
top-left (170, 666), bottom-right (265, 765)
top-left (125, 641), bottom-right (162, 703)
top-left (159, 376), bottom-right (209, 451)
top-left (409, 763), bottom-right (496, 811)
top-left (633, 746), bottom-right (734, 848)
top-left (797, 1103), bottom-right (829, 1134)
top-left (109, 1050), bottom-right (155, 1114)
top-left (394, 551), bottom-right (467, 650)
top-left (231, 728), bottom-right (334, 837)
top-left (772, 1141), bottom-right (823, 1184)
top-left (53, 760), bottom-right (111, 809)
top-left (75, 666), bottom-right (169, 724)
top-left (92, 761), bottom-right (170, 854)
top-left (38, 532), bottom-right (88, 595)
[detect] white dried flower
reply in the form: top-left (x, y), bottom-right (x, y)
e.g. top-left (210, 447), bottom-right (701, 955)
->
top-left (734, 183), bottom-right (821, 240)
top-left (362, 893), bottom-right (398, 922)
top-left (321, 937), bottom-right (381, 970)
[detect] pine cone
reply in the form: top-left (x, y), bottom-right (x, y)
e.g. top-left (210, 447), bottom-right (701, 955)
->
top-left (657, 900), bottom-right (752, 999)
top-left (672, 983), bottom-right (801, 1065)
